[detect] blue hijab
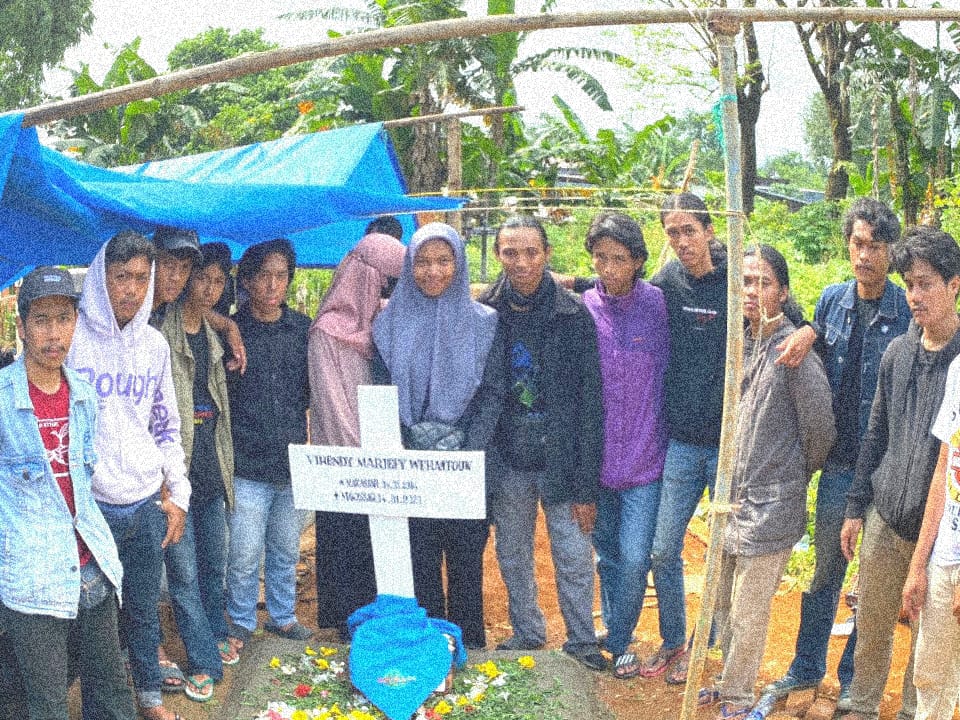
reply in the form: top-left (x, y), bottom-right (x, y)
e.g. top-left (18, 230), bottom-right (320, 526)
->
top-left (373, 222), bottom-right (498, 428)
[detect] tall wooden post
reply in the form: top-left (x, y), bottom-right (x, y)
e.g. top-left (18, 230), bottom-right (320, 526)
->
top-left (679, 20), bottom-right (746, 720)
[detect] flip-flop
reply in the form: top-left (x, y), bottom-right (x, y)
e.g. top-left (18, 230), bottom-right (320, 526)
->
top-left (183, 674), bottom-right (215, 703)
top-left (158, 659), bottom-right (185, 693)
top-left (218, 640), bottom-right (240, 666)
top-left (716, 701), bottom-right (752, 719)
top-left (665, 651), bottom-right (689, 685)
top-left (612, 652), bottom-right (641, 680)
top-left (698, 687), bottom-right (722, 708)
top-left (638, 643), bottom-right (686, 678)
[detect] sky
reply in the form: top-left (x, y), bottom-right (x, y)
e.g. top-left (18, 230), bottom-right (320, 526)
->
top-left (41, 0), bottom-right (950, 164)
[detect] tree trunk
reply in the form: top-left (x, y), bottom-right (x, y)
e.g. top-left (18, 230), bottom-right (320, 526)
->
top-left (736, 16), bottom-right (763, 215)
top-left (824, 84), bottom-right (851, 200)
top-left (889, 94), bottom-right (917, 225)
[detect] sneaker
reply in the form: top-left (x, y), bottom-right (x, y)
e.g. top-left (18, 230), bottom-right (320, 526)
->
top-left (265, 621), bottom-right (314, 641)
top-left (762, 674), bottom-right (819, 698)
top-left (836, 686), bottom-right (852, 712)
top-left (495, 636), bottom-right (544, 651)
top-left (564, 648), bottom-right (608, 671)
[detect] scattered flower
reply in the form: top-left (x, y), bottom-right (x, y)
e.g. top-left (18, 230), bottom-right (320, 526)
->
top-left (517, 656), bottom-right (535, 669)
top-left (270, 657), bottom-right (282, 669)
top-left (293, 683), bottom-right (312, 698)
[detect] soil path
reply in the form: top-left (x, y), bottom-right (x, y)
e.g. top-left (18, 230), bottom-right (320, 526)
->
top-left (150, 511), bottom-right (916, 720)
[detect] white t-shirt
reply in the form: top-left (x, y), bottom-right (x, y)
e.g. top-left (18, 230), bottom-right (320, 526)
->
top-left (931, 356), bottom-right (960, 565)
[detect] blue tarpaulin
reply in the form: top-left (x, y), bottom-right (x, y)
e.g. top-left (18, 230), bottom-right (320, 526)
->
top-left (0, 113), bottom-right (461, 288)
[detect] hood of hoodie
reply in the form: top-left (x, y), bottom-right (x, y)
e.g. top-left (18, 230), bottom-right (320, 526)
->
top-left (77, 242), bottom-right (155, 344)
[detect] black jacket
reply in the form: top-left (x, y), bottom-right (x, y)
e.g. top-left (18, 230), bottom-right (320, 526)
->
top-left (846, 321), bottom-right (960, 541)
top-left (227, 304), bottom-right (311, 483)
top-left (479, 274), bottom-right (603, 506)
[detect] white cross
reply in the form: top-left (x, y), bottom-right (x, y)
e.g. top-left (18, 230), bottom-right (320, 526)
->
top-left (289, 385), bottom-right (486, 596)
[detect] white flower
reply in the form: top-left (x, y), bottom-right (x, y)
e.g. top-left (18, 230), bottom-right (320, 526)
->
top-left (280, 664), bottom-right (298, 675)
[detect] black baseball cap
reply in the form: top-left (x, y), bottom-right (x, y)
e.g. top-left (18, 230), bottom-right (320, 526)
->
top-left (17, 267), bottom-right (80, 317)
top-left (153, 227), bottom-right (201, 258)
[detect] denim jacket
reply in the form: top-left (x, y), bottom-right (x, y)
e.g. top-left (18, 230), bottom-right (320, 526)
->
top-left (812, 278), bottom-right (911, 440)
top-left (0, 357), bottom-right (122, 618)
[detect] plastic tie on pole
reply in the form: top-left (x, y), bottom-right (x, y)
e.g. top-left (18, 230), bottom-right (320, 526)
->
top-left (712, 94), bottom-right (738, 150)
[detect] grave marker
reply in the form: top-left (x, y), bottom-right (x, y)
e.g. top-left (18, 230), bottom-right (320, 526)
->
top-left (290, 385), bottom-right (485, 597)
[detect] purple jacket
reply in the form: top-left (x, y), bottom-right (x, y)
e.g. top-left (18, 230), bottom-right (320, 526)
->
top-left (584, 279), bottom-right (669, 490)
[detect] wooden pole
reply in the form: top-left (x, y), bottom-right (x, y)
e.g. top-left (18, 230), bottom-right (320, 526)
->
top-left (15, 7), bottom-right (960, 127)
top-left (382, 104), bottom-right (522, 128)
top-left (679, 20), bottom-right (746, 720)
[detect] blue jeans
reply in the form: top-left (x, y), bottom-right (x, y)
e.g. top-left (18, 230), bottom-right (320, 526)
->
top-left (226, 477), bottom-right (304, 633)
top-left (191, 495), bottom-right (229, 643)
top-left (164, 506), bottom-right (223, 679)
top-left (787, 465), bottom-right (856, 688)
top-left (98, 496), bottom-right (166, 707)
top-left (649, 440), bottom-right (717, 650)
top-left (593, 481), bottom-right (661, 657)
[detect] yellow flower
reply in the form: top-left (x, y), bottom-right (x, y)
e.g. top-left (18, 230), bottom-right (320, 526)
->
top-left (476, 660), bottom-right (500, 679)
top-left (269, 657), bottom-right (281, 668)
top-left (456, 696), bottom-right (468, 706)
top-left (518, 655), bottom-right (536, 669)
top-left (291, 711), bottom-right (309, 720)
top-left (315, 658), bottom-right (330, 670)
top-left (433, 699), bottom-right (453, 715)
top-left (305, 646), bottom-right (318, 656)
top-left (348, 711), bottom-right (376, 720)
top-left (320, 646), bottom-right (338, 656)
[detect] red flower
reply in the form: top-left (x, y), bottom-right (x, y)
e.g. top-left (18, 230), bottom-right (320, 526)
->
top-left (425, 710), bottom-right (441, 720)
top-left (293, 683), bottom-right (312, 698)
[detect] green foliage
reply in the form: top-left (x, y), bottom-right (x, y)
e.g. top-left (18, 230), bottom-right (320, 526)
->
top-left (761, 152), bottom-right (826, 192)
top-left (748, 199), bottom-right (846, 267)
top-left (0, 0), bottom-right (93, 110)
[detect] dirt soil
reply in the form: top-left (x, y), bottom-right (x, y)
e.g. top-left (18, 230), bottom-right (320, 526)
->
top-left (150, 511), bottom-right (918, 720)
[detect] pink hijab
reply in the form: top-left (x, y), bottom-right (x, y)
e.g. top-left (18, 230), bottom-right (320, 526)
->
top-left (310, 233), bottom-right (406, 358)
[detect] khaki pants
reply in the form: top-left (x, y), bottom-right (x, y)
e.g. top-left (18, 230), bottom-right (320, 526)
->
top-left (849, 506), bottom-right (917, 720)
top-left (914, 562), bottom-right (960, 720)
top-left (715, 546), bottom-right (793, 704)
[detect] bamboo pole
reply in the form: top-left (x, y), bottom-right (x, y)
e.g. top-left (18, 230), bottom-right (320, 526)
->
top-left (15, 7), bottom-right (960, 127)
top-left (446, 117), bottom-right (463, 234)
top-left (382, 104), bottom-right (522, 128)
top-left (679, 20), bottom-right (746, 720)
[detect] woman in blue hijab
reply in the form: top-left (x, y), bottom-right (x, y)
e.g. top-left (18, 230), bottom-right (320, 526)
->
top-left (372, 222), bottom-right (507, 649)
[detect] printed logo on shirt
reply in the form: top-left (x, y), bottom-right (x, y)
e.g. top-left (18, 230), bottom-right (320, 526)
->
top-left (681, 305), bottom-right (719, 328)
top-left (949, 435), bottom-right (960, 504)
top-left (72, 367), bottom-right (161, 406)
top-left (37, 415), bottom-right (70, 477)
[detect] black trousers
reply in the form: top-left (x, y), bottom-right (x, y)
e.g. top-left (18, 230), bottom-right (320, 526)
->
top-left (410, 517), bottom-right (490, 648)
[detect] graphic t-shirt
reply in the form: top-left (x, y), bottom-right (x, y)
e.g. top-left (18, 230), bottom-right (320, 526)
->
top-left (29, 377), bottom-right (92, 566)
top-left (186, 328), bottom-right (223, 502)
top-left (931, 356), bottom-right (960, 565)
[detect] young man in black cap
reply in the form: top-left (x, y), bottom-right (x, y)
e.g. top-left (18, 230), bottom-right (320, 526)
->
top-left (0, 267), bottom-right (136, 720)
top-left (151, 227), bottom-right (246, 373)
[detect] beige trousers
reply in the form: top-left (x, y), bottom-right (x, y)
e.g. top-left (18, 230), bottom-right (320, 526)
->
top-left (715, 546), bottom-right (793, 704)
top-left (914, 562), bottom-right (960, 720)
top-left (849, 506), bottom-right (917, 720)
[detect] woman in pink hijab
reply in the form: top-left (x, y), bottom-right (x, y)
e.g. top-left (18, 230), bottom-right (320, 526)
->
top-left (309, 229), bottom-right (405, 639)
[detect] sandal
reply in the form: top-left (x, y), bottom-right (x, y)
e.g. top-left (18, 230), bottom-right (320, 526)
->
top-left (665, 651), bottom-right (689, 685)
top-left (158, 659), bottom-right (185, 693)
top-left (612, 652), bottom-right (641, 680)
top-left (716, 701), bottom-right (752, 720)
top-left (638, 643), bottom-right (685, 678)
top-left (698, 687), bottom-right (722, 707)
top-left (218, 640), bottom-right (240, 666)
top-left (138, 707), bottom-right (182, 720)
top-left (183, 674), bottom-right (215, 703)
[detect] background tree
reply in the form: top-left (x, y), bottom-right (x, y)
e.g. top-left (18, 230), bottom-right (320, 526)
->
top-left (0, 0), bottom-right (94, 110)
top-left (773, 0), bottom-right (873, 200)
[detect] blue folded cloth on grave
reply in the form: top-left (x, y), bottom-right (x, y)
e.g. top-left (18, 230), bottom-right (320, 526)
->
top-left (348, 594), bottom-right (466, 720)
